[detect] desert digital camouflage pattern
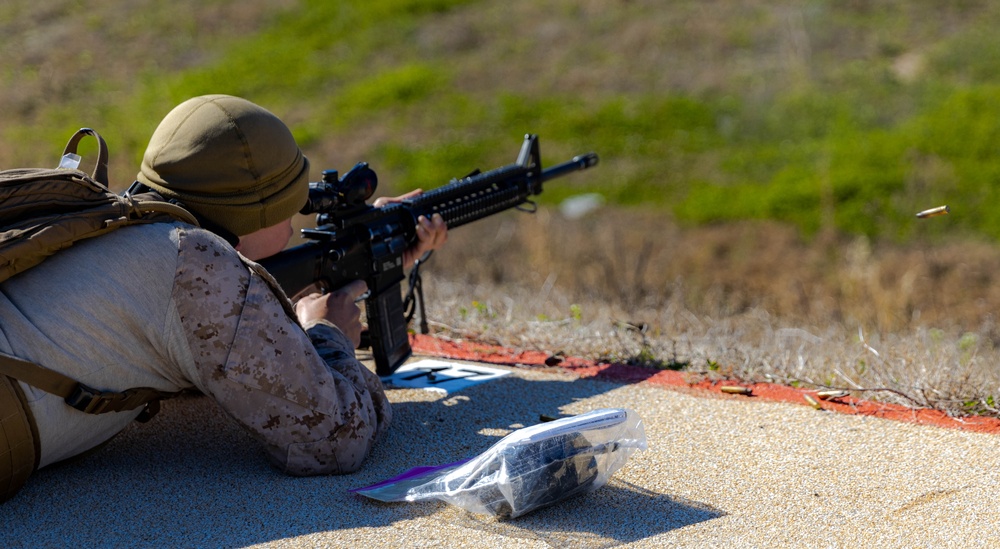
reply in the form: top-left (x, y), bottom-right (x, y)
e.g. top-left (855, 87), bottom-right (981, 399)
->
top-left (164, 227), bottom-right (391, 475)
top-left (0, 222), bottom-right (389, 476)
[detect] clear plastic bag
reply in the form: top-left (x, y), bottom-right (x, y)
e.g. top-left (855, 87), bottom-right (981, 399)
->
top-left (351, 408), bottom-right (647, 518)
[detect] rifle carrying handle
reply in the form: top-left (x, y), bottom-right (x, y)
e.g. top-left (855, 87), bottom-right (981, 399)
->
top-left (63, 128), bottom-right (110, 186)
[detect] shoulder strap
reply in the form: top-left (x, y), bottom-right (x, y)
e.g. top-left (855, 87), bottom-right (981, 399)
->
top-left (0, 350), bottom-right (176, 421)
top-left (112, 190), bottom-right (200, 229)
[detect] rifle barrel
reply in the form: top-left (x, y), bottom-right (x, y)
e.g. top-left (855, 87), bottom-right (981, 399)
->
top-left (540, 153), bottom-right (599, 182)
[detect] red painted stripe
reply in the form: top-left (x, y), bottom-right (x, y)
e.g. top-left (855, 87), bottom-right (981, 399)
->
top-left (409, 334), bottom-right (1000, 435)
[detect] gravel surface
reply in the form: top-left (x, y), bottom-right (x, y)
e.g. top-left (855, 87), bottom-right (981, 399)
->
top-left (2, 355), bottom-right (999, 547)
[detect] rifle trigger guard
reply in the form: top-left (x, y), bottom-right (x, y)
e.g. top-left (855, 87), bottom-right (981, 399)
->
top-left (516, 200), bottom-right (538, 213)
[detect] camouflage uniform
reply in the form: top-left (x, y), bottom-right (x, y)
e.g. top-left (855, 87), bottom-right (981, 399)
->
top-left (0, 221), bottom-right (390, 475)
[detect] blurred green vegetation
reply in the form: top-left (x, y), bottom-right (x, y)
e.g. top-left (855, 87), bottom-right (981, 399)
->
top-left (5, 0), bottom-right (1000, 243)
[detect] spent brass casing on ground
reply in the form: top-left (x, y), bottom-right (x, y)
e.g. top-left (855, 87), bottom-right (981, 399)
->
top-left (721, 385), bottom-right (752, 395)
top-left (817, 390), bottom-right (849, 400)
top-left (916, 205), bottom-right (949, 218)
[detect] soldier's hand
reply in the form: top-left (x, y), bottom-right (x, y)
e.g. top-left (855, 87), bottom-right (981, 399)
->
top-left (294, 279), bottom-right (368, 347)
top-left (373, 190), bottom-right (448, 267)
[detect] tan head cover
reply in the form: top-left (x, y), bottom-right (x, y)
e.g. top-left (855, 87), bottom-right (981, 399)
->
top-left (136, 94), bottom-right (310, 237)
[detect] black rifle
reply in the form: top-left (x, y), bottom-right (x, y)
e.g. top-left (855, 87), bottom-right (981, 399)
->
top-left (260, 134), bottom-right (599, 375)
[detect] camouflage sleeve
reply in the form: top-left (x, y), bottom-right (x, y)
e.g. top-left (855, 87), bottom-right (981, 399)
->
top-left (171, 227), bottom-right (391, 475)
top-left (303, 319), bottom-right (392, 443)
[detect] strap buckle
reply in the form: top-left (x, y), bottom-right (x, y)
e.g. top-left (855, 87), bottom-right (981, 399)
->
top-left (64, 383), bottom-right (148, 415)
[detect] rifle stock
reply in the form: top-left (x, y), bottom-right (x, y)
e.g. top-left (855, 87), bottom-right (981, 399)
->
top-left (260, 134), bottom-right (598, 375)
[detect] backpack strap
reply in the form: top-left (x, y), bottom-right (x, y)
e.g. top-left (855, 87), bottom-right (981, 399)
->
top-left (0, 350), bottom-right (176, 422)
top-left (112, 190), bottom-right (200, 229)
top-left (63, 128), bottom-right (110, 185)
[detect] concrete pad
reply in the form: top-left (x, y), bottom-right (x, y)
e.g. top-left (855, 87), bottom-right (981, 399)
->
top-left (2, 354), bottom-right (999, 547)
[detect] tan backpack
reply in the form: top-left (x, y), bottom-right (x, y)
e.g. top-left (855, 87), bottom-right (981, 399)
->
top-left (0, 128), bottom-right (198, 503)
top-left (0, 128), bottom-right (197, 281)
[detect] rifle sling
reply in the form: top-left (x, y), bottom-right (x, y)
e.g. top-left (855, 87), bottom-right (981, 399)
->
top-left (0, 350), bottom-right (173, 419)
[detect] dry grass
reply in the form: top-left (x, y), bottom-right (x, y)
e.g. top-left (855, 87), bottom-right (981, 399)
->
top-left (403, 208), bottom-right (1000, 417)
